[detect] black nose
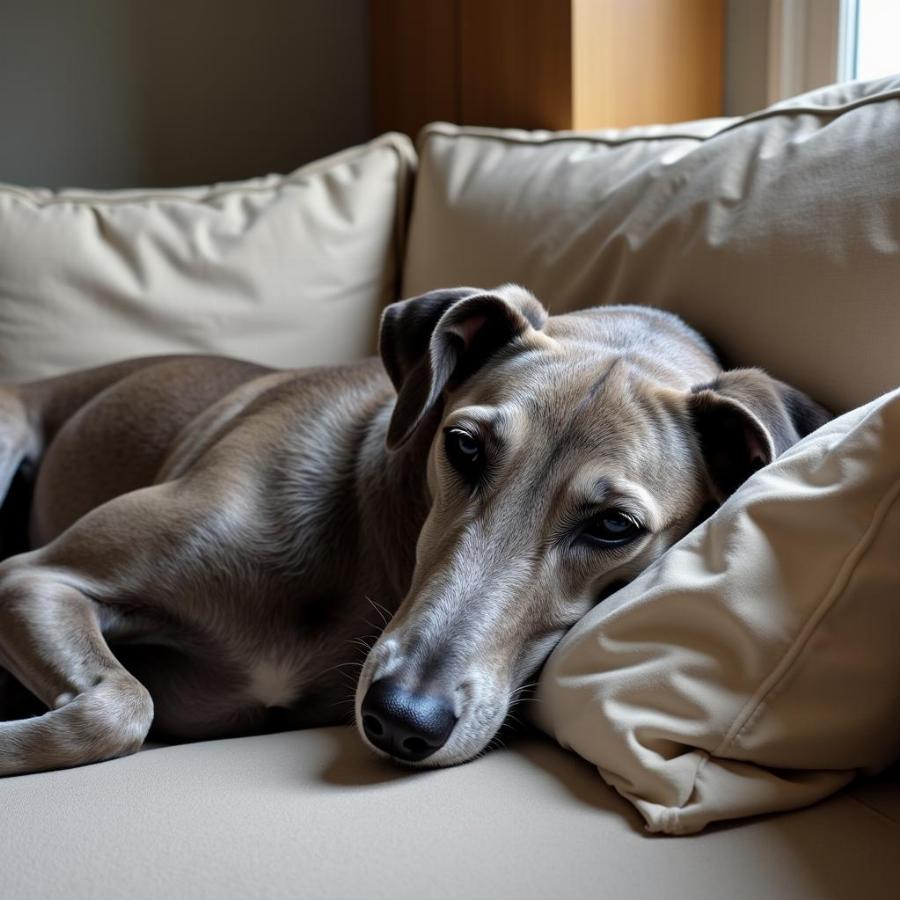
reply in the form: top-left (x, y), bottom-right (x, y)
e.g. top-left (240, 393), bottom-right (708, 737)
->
top-left (360, 678), bottom-right (457, 762)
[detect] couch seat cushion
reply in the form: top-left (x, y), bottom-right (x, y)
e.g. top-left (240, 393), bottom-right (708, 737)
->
top-left (1, 727), bottom-right (898, 899)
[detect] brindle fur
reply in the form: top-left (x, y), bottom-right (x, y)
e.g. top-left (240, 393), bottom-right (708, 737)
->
top-left (0, 286), bottom-right (830, 774)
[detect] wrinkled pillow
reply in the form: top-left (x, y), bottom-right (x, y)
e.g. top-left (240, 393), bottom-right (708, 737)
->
top-left (403, 77), bottom-right (900, 413)
top-left (534, 387), bottom-right (900, 835)
top-left (0, 133), bottom-right (415, 382)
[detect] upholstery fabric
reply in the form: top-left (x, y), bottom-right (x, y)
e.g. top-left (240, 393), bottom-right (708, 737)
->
top-left (403, 77), bottom-right (900, 414)
top-left (535, 387), bottom-right (900, 834)
top-left (1, 727), bottom-right (898, 900)
top-left (0, 133), bottom-right (415, 382)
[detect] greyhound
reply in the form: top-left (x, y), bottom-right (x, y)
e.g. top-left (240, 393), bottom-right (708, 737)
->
top-left (0, 286), bottom-right (830, 775)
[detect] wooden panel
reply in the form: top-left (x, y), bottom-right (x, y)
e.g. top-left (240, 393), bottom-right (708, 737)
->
top-left (372, 0), bottom-right (460, 137)
top-left (372, 0), bottom-right (724, 136)
top-left (572, 0), bottom-right (724, 129)
top-left (459, 0), bottom-right (573, 130)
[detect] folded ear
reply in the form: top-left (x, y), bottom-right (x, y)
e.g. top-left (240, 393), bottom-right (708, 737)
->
top-left (379, 284), bottom-right (548, 449)
top-left (689, 368), bottom-right (832, 500)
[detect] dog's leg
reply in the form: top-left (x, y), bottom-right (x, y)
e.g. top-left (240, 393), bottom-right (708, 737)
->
top-left (0, 473), bottom-right (243, 775)
top-left (0, 551), bottom-right (153, 775)
top-left (0, 482), bottom-right (188, 775)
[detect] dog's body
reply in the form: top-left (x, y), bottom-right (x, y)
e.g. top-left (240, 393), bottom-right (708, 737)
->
top-left (0, 354), bottom-right (414, 761)
top-left (0, 287), bottom-right (830, 775)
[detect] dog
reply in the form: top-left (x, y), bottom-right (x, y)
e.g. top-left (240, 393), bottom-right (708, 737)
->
top-left (0, 285), bottom-right (830, 775)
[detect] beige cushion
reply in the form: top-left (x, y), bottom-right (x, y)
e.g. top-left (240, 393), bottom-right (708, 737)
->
top-left (534, 387), bottom-right (900, 835)
top-left (1, 726), bottom-right (898, 899)
top-left (403, 76), bottom-right (900, 413)
top-left (0, 133), bottom-right (415, 382)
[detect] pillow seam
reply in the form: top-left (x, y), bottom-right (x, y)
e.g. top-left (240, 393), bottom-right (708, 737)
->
top-left (417, 86), bottom-right (900, 153)
top-left (712, 469), bottom-right (900, 758)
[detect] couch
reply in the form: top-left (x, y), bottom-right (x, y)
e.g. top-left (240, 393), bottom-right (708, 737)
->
top-left (1, 76), bottom-right (899, 898)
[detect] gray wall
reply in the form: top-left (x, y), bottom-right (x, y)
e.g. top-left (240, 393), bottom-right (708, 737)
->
top-left (0, 0), bottom-right (372, 189)
top-left (1, 0), bottom-right (773, 188)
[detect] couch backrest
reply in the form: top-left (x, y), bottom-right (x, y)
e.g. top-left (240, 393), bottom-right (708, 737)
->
top-left (0, 133), bottom-right (414, 383)
top-left (402, 77), bottom-right (900, 413)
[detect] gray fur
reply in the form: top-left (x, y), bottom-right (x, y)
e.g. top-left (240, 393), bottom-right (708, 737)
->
top-left (0, 286), bottom-right (829, 774)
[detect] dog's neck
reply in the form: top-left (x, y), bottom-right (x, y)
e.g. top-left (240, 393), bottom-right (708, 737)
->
top-left (355, 399), bottom-right (435, 608)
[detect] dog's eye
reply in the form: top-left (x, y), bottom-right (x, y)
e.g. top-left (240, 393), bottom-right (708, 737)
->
top-left (444, 427), bottom-right (483, 480)
top-left (580, 510), bottom-right (643, 547)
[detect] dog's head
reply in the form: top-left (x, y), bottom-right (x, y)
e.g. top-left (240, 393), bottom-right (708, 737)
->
top-left (356, 286), bottom-right (829, 766)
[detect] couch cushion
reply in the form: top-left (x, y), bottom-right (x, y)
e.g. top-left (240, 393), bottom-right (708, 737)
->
top-left (1, 727), bottom-right (898, 900)
top-left (402, 77), bottom-right (900, 413)
top-left (0, 133), bottom-right (415, 382)
top-left (534, 386), bottom-right (900, 834)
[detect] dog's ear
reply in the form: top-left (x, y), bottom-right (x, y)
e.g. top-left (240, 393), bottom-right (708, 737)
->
top-left (380, 284), bottom-right (548, 449)
top-left (689, 368), bottom-right (831, 501)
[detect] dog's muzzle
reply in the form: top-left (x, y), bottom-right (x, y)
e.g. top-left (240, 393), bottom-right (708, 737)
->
top-left (360, 677), bottom-right (458, 762)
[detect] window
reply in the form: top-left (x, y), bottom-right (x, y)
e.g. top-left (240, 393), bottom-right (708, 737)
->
top-left (847, 0), bottom-right (900, 80)
top-left (766, 0), bottom-right (900, 107)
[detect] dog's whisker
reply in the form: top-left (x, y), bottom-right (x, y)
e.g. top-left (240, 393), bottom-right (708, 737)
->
top-left (511, 694), bottom-right (541, 707)
top-left (365, 595), bottom-right (393, 628)
top-left (328, 696), bottom-right (357, 709)
top-left (349, 638), bottom-right (377, 654)
top-left (319, 660), bottom-right (365, 677)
